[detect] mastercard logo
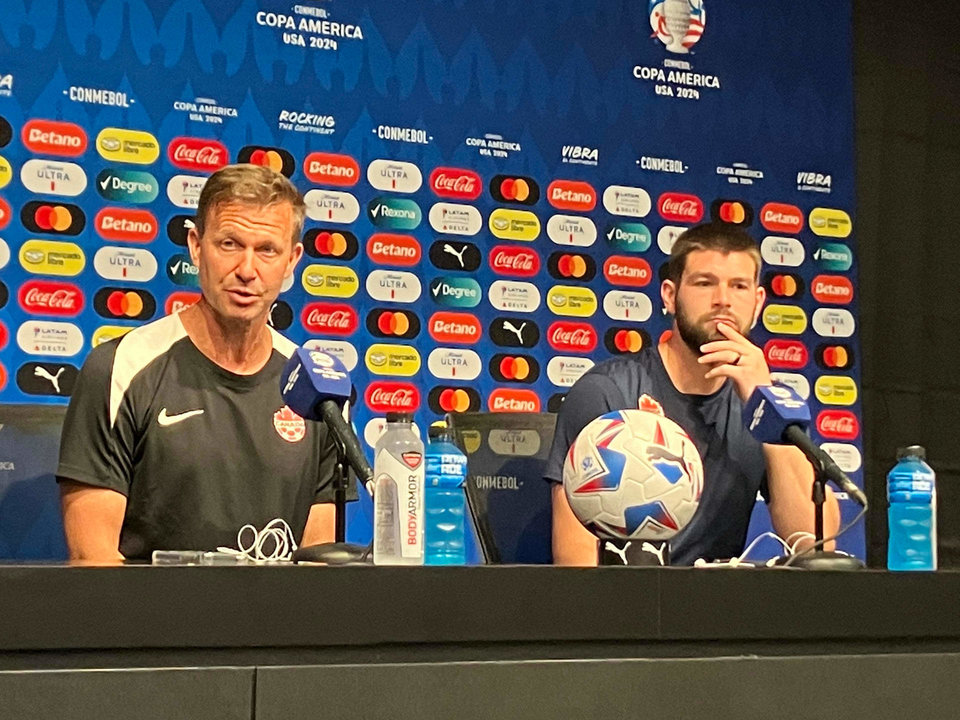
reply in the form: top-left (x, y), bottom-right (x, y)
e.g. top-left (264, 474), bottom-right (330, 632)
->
top-left (548, 252), bottom-right (596, 281)
top-left (490, 175), bottom-right (540, 205)
top-left (428, 386), bottom-right (481, 414)
top-left (429, 311), bottom-right (482, 344)
top-left (763, 272), bottom-right (805, 299)
top-left (816, 343), bottom-right (855, 370)
top-left (366, 308), bottom-right (421, 340)
top-left (303, 228), bottom-right (359, 260)
top-left (490, 354), bottom-right (539, 383)
top-left (710, 199), bottom-right (754, 227)
top-left (93, 287), bottom-right (156, 321)
top-left (21, 201), bottom-right (86, 236)
top-left (237, 145), bottom-right (295, 177)
top-left (604, 327), bottom-right (650, 354)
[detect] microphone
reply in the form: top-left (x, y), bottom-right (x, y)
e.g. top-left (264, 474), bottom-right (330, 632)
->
top-left (280, 347), bottom-right (374, 485)
top-left (744, 384), bottom-right (867, 507)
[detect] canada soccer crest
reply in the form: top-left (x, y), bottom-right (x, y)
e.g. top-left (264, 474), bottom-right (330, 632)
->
top-left (274, 405), bottom-right (306, 443)
top-left (649, 0), bottom-right (705, 54)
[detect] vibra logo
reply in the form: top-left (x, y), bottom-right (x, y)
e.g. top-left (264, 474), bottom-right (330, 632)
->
top-left (367, 233), bottom-right (421, 266)
top-left (430, 277), bottom-right (482, 308)
top-left (21, 201), bottom-right (85, 236)
top-left (20, 159), bottom-right (87, 196)
top-left (797, 171), bottom-right (833, 194)
top-left (93, 246), bottom-right (157, 282)
top-left (18, 280), bottom-right (84, 317)
top-left (650, 0), bottom-right (705, 54)
top-left (428, 348), bottom-right (482, 381)
top-left (487, 388), bottom-right (540, 413)
top-left (367, 159), bottom-right (423, 194)
top-left (760, 202), bottom-right (804, 234)
top-left (816, 410), bottom-right (859, 441)
top-left (489, 245), bottom-right (540, 277)
top-left (429, 167), bottom-right (481, 200)
top-left (365, 381), bottom-right (420, 413)
top-left (365, 270), bottom-right (422, 303)
top-left (428, 312), bottom-right (482, 344)
top-left (547, 180), bottom-right (597, 212)
top-left (167, 137), bottom-right (228, 173)
top-left (603, 256), bottom-right (652, 287)
top-left (22, 120), bottom-right (87, 157)
top-left (98, 128), bottom-right (160, 165)
top-left (238, 146), bottom-right (295, 176)
top-left (560, 145), bottom-right (598, 166)
top-left (763, 339), bottom-right (808, 369)
top-left (97, 168), bottom-right (158, 203)
top-left (301, 303), bottom-right (358, 335)
top-left (657, 192), bottom-right (703, 223)
top-left (303, 152), bottom-right (359, 186)
top-left (546, 214), bottom-right (598, 248)
top-left (304, 189), bottom-right (360, 224)
top-left (95, 208), bottom-right (157, 243)
top-left (548, 321), bottom-right (598, 353)
top-left (811, 275), bottom-right (853, 305)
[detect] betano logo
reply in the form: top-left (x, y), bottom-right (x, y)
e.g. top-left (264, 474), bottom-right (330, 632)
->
top-left (98, 128), bottom-right (160, 165)
top-left (95, 207), bottom-right (157, 242)
top-left (760, 202), bottom-right (804, 234)
top-left (487, 388), bottom-right (540, 413)
top-left (301, 264), bottom-right (360, 298)
top-left (366, 233), bottom-right (421, 266)
top-left (22, 120), bottom-right (87, 157)
top-left (366, 159), bottom-right (422, 194)
top-left (164, 291), bottom-right (200, 316)
top-left (814, 376), bottom-right (858, 406)
top-left (303, 152), bottom-right (359, 186)
top-left (19, 240), bottom-right (85, 277)
top-left (365, 343), bottom-right (421, 377)
top-left (489, 208), bottom-right (540, 241)
top-left (762, 304), bottom-right (808, 335)
top-left (546, 214), bottom-right (597, 247)
top-left (365, 270), bottom-right (422, 303)
top-left (546, 285), bottom-right (598, 317)
top-left (546, 180), bottom-right (596, 212)
top-left (811, 275), bottom-right (853, 305)
top-left (428, 312), bottom-right (482, 344)
top-left (603, 256), bottom-right (652, 287)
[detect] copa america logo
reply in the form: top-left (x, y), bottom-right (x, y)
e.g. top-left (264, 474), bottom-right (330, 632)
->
top-left (649, 0), bottom-right (705, 54)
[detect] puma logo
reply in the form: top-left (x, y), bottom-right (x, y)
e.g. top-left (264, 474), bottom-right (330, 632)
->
top-left (34, 366), bottom-right (65, 393)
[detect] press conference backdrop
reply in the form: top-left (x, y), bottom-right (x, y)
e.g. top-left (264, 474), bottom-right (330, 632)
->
top-left (0, 1), bottom-right (862, 558)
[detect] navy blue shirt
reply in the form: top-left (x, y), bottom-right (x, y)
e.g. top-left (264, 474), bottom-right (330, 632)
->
top-left (544, 347), bottom-right (768, 565)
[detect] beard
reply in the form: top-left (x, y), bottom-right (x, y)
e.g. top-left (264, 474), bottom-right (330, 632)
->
top-left (674, 295), bottom-right (752, 356)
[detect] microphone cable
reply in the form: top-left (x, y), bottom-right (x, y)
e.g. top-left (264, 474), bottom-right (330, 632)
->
top-left (777, 502), bottom-right (868, 568)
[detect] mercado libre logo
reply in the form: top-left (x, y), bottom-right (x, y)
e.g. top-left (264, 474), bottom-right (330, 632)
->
top-left (649, 0), bottom-right (705, 54)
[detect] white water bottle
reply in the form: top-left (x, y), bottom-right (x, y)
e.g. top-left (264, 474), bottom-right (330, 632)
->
top-left (372, 412), bottom-right (425, 565)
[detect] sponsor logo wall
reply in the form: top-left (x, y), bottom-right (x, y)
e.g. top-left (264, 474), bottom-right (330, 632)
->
top-left (0, 1), bottom-right (861, 554)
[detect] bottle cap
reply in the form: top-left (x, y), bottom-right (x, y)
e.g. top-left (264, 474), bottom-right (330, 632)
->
top-left (385, 411), bottom-right (413, 424)
top-left (896, 445), bottom-right (926, 460)
top-left (428, 423), bottom-right (452, 440)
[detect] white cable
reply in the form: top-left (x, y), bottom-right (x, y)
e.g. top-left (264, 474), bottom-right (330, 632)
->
top-left (216, 518), bottom-right (297, 563)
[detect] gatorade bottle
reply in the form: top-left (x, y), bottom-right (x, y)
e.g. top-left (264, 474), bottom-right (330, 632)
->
top-left (424, 425), bottom-right (468, 566)
top-left (372, 413), bottom-right (425, 566)
top-left (887, 445), bottom-right (937, 571)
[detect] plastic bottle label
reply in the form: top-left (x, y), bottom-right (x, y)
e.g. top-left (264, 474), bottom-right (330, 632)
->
top-left (375, 447), bottom-right (425, 560)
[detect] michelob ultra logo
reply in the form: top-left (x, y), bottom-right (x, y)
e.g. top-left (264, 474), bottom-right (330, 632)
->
top-left (365, 270), bottom-right (422, 303)
top-left (546, 285), bottom-right (598, 317)
top-left (602, 185), bottom-right (651, 217)
top-left (547, 180), bottom-right (597, 211)
top-left (811, 275), bottom-right (854, 305)
top-left (302, 152), bottom-right (359, 186)
top-left (22, 120), bottom-right (87, 156)
top-left (488, 428), bottom-right (542, 456)
top-left (365, 343), bottom-right (421, 377)
top-left (814, 375), bottom-right (858, 406)
top-left (97, 128), bottom-right (160, 164)
top-left (165, 253), bottom-right (199, 287)
top-left (546, 214), bottom-right (597, 247)
top-left (367, 159), bottom-right (423, 193)
top-left (488, 281), bottom-right (541, 313)
top-left (305, 189), bottom-right (360, 224)
top-left (813, 242), bottom-right (853, 271)
top-left (762, 304), bottom-right (808, 335)
top-left (19, 240), bottom-right (85, 276)
top-left (430, 276), bottom-right (481, 308)
top-left (428, 202), bottom-right (483, 236)
top-left (92, 325), bottom-right (134, 347)
top-left (21, 159), bottom-right (87, 196)
top-left (603, 256), bottom-right (652, 287)
top-left (94, 246), bottom-right (157, 282)
top-left (95, 207), bottom-right (157, 242)
top-left (546, 355), bottom-right (595, 387)
top-left (427, 348), bottom-right (482, 381)
top-left (808, 207), bottom-right (852, 238)
top-left (21, 201), bottom-right (85, 235)
top-left (603, 290), bottom-right (652, 322)
top-left (489, 208), bottom-right (540, 241)
top-left (17, 320), bottom-right (83, 357)
top-left (97, 168), bottom-right (158, 203)
top-left (761, 236), bottom-right (804, 267)
top-left (366, 233), bottom-right (421, 266)
top-left (604, 222), bottom-right (651, 252)
top-left (367, 197), bottom-right (421, 230)
top-left (487, 388), bottom-right (541, 413)
top-left (812, 308), bottom-right (855, 338)
top-left (301, 264), bottom-right (360, 298)
top-left (429, 312), bottom-right (482, 344)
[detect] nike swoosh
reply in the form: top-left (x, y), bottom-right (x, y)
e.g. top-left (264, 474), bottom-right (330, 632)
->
top-left (158, 408), bottom-right (204, 427)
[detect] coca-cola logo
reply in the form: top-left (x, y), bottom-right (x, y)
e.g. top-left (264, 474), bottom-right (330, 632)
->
top-left (763, 339), bottom-right (808, 369)
top-left (18, 281), bottom-right (84, 317)
top-left (488, 245), bottom-right (540, 277)
top-left (760, 202), bottom-right (804, 234)
top-left (365, 381), bottom-right (420, 412)
top-left (429, 167), bottom-right (481, 200)
top-left (657, 193), bottom-right (704, 223)
top-left (301, 303), bottom-right (358, 335)
top-left (548, 321), bottom-right (598, 353)
top-left (816, 410), bottom-right (860, 440)
top-left (167, 137), bottom-right (229, 172)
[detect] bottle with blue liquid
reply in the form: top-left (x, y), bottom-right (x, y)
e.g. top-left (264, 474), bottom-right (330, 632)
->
top-left (887, 445), bottom-right (937, 571)
top-left (424, 424), bottom-right (468, 566)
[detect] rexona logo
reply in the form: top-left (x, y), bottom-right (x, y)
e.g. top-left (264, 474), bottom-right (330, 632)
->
top-left (488, 281), bottom-right (542, 313)
top-left (19, 240), bottom-right (85, 277)
top-left (763, 339), bottom-right (808, 369)
top-left (547, 180), bottom-right (597, 212)
top-left (814, 375), bottom-right (858, 406)
top-left (603, 290), bottom-right (652, 322)
top-left (760, 202), bottom-right (804, 234)
top-left (367, 197), bottom-right (421, 229)
top-left (301, 264), bottom-right (360, 298)
top-left (367, 233), bottom-right (421, 266)
top-left (237, 146), bottom-right (295, 177)
top-left (489, 208), bottom-right (540, 241)
top-left (18, 280), bottom-right (84, 317)
top-left (761, 236), bottom-right (804, 267)
top-left (657, 192), bottom-right (703, 223)
top-left (546, 285), bottom-right (598, 318)
top-left (808, 207), bottom-right (852, 238)
top-left (98, 128), bottom-right (160, 165)
top-left (811, 275), bottom-right (853, 305)
top-left (548, 321), bottom-right (598, 353)
top-left (97, 168), bottom-right (158, 203)
top-left (429, 167), bottom-right (481, 200)
top-left (165, 291), bottom-right (200, 316)
top-left (546, 214), bottom-right (597, 247)
top-left (489, 316), bottom-right (540, 348)
top-left (430, 277), bottom-right (481, 308)
top-left (95, 207), bottom-right (157, 243)
top-left (21, 201), bottom-right (85, 235)
top-left (16, 361), bottom-right (79, 397)
top-left (428, 240), bottom-right (481, 271)
top-left (20, 159), bottom-right (87, 196)
top-left (710, 199), bottom-right (754, 227)
top-left (162, 253), bottom-right (197, 287)
top-left (17, 320), bottom-right (83, 357)
top-left (604, 222), bottom-right (651, 253)
top-left (816, 410), bottom-right (860, 441)
top-left (302, 152), bottom-right (359, 187)
top-left (604, 327), bottom-right (651, 355)
top-left (365, 343), bottom-right (421, 377)
top-left (762, 304), bottom-right (808, 335)
top-left (812, 308), bottom-right (855, 338)
top-left (301, 303), bottom-right (359, 335)
top-left (93, 246), bottom-right (158, 282)
top-left (547, 356), bottom-right (595, 387)
top-left (304, 189), bottom-right (360, 224)
top-left (167, 137), bottom-right (228, 173)
top-left (813, 243), bottom-right (853, 271)
top-left (428, 202), bottom-right (483, 236)
top-left (429, 386), bottom-right (481, 414)
top-left (367, 309), bottom-right (421, 340)
top-left (603, 256), bottom-right (652, 287)
top-left (489, 245), bottom-right (540, 277)
top-left (367, 159), bottom-right (423, 194)
top-left (428, 312), bottom-right (482, 344)
top-left (365, 381), bottom-right (420, 413)
top-left (549, 251), bottom-right (597, 281)
top-left (22, 120), bottom-right (87, 157)
top-left (428, 348), bottom-right (482, 381)
top-left (303, 229), bottom-right (359, 260)
top-left (488, 388), bottom-right (540, 413)
top-left (490, 353), bottom-right (540, 383)
top-left (94, 287), bottom-right (155, 321)
top-left (490, 175), bottom-right (540, 205)
top-left (365, 270), bottom-right (422, 304)
top-left (603, 185), bottom-right (651, 217)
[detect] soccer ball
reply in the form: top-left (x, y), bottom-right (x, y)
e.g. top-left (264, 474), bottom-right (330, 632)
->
top-left (562, 409), bottom-right (703, 541)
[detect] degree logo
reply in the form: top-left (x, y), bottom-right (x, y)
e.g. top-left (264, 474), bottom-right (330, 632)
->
top-left (165, 291), bottom-right (200, 316)
top-left (602, 185), bottom-right (651, 218)
top-left (93, 246), bottom-right (157, 282)
top-left (488, 281), bottom-right (541, 313)
top-left (548, 321), bottom-right (598, 353)
top-left (21, 159), bottom-right (87, 196)
top-left (365, 343), bottom-right (421, 377)
top-left (761, 236), bottom-right (804, 267)
top-left (303, 229), bottom-right (359, 260)
top-left (367, 233), bottom-right (421, 267)
top-left (489, 208), bottom-right (540, 241)
top-left (760, 202), bottom-right (804, 234)
top-left (604, 327), bottom-right (651, 355)
top-left (710, 199), bottom-right (754, 227)
top-left (428, 312), bottom-right (482, 344)
top-left (16, 320), bottom-right (83, 357)
top-left (21, 201), bottom-right (85, 236)
top-left (657, 192), bottom-right (703, 223)
top-left (762, 304), bottom-right (808, 335)
top-left (811, 275), bottom-right (854, 305)
top-left (167, 137), bottom-right (228, 173)
top-left (546, 356), bottom-right (595, 387)
top-left (604, 222), bottom-right (651, 252)
top-left (97, 168), bottom-right (159, 204)
top-left (98, 128), bottom-right (160, 165)
top-left (428, 348), bottom-right (483, 381)
top-left (813, 243), bottom-right (853, 271)
top-left (816, 343), bottom-right (855, 371)
top-left (94, 287), bottom-right (155, 321)
top-left (490, 175), bottom-right (540, 205)
top-left (489, 245), bottom-right (540, 277)
top-left (365, 270), bottom-right (422, 304)
top-left (367, 197), bottom-right (421, 230)
top-left (812, 308), bottom-right (855, 338)
top-left (816, 410), bottom-right (860, 441)
top-left (548, 251), bottom-right (597, 282)
top-left (428, 202), bottom-right (483, 236)
top-left (764, 339), bottom-right (808, 369)
top-left (809, 207), bottom-right (852, 238)
top-left (603, 290), bottom-right (652, 322)
top-left (814, 376), bottom-right (858, 406)
top-left (547, 180), bottom-right (597, 212)
top-left (301, 303), bottom-right (359, 335)
top-left (603, 256), bottom-right (652, 287)
top-left (488, 316), bottom-right (540, 348)
top-left (302, 152), bottom-right (359, 187)
top-left (546, 214), bottom-right (597, 247)
top-left (301, 264), bottom-right (360, 298)
top-left (547, 285), bottom-right (598, 317)
top-left (19, 240), bottom-right (85, 277)
top-left (18, 280), bottom-right (84, 317)
top-left (304, 189), bottom-right (360, 224)
top-left (94, 207), bottom-right (157, 243)
top-left (367, 159), bottom-right (423, 194)
top-left (430, 277), bottom-right (482, 308)
top-left (237, 146), bottom-right (295, 177)
top-left (365, 381), bottom-right (420, 413)
top-left (428, 386), bottom-right (481, 414)
top-left (165, 253), bottom-right (200, 287)
top-left (367, 308), bottom-right (421, 340)
top-left (428, 240), bottom-right (481, 271)
top-left (489, 353), bottom-right (539, 383)
top-left (429, 167), bottom-right (481, 200)
top-left (22, 120), bottom-right (87, 157)
top-left (488, 388), bottom-right (541, 413)
top-left (763, 272), bottom-right (805, 299)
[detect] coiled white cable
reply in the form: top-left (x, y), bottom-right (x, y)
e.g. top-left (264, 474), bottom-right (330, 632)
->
top-left (216, 518), bottom-right (297, 563)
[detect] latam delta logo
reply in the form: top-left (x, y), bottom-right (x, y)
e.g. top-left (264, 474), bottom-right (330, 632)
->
top-left (650, 0), bottom-right (705, 54)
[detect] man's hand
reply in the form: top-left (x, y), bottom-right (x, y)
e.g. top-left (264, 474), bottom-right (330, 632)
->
top-left (697, 321), bottom-right (772, 402)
